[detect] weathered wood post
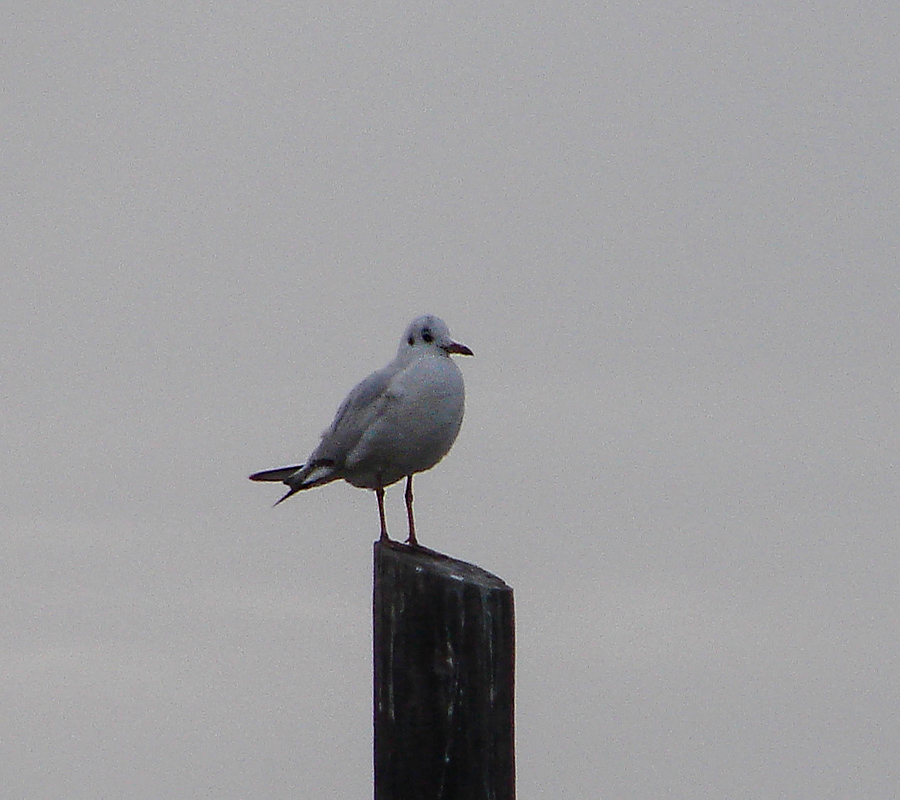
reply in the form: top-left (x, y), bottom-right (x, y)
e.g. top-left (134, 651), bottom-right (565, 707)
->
top-left (374, 540), bottom-right (515, 799)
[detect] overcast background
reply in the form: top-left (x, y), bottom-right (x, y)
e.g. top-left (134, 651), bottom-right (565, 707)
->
top-left (2, 2), bottom-right (898, 798)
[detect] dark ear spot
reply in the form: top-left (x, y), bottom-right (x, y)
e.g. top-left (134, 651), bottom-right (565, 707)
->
top-left (407, 336), bottom-right (415, 346)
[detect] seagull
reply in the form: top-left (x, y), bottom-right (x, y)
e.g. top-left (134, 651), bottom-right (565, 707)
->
top-left (249, 315), bottom-right (473, 546)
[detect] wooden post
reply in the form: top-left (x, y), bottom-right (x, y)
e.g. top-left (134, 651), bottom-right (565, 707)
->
top-left (374, 540), bottom-right (515, 800)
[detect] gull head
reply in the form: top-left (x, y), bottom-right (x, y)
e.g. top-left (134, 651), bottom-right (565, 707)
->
top-left (398, 315), bottom-right (473, 359)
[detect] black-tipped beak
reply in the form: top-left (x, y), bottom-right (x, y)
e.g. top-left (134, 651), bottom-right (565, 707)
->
top-left (444, 341), bottom-right (474, 356)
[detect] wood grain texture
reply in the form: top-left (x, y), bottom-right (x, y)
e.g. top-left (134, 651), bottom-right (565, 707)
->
top-left (374, 540), bottom-right (515, 800)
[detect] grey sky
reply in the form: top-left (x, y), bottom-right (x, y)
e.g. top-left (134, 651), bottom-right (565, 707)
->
top-left (3, 2), bottom-right (898, 797)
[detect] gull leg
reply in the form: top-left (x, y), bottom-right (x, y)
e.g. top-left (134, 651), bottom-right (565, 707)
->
top-left (404, 475), bottom-right (418, 547)
top-left (376, 487), bottom-right (389, 541)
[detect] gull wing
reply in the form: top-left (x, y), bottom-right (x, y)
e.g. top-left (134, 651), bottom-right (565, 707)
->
top-left (306, 363), bottom-right (400, 468)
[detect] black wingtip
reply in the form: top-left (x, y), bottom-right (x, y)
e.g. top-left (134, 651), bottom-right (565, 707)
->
top-left (273, 485), bottom-right (302, 506)
top-left (249, 465), bottom-right (304, 482)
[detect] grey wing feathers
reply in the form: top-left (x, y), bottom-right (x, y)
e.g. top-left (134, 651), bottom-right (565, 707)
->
top-left (329, 368), bottom-right (394, 435)
top-left (308, 367), bottom-right (396, 463)
top-left (250, 363), bottom-right (398, 505)
top-left (247, 371), bottom-right (390, 483)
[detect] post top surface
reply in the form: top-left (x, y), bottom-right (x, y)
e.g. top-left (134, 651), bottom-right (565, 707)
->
top-left (374, 540), bottom-right (512, 592)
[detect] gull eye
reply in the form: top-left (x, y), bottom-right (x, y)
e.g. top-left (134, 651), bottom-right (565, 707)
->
top-left (422, 330), bottom-right (434, 343)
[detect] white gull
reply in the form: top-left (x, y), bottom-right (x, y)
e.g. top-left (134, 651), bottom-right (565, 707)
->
top-left (250, 315), bottom-right (473, 546)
